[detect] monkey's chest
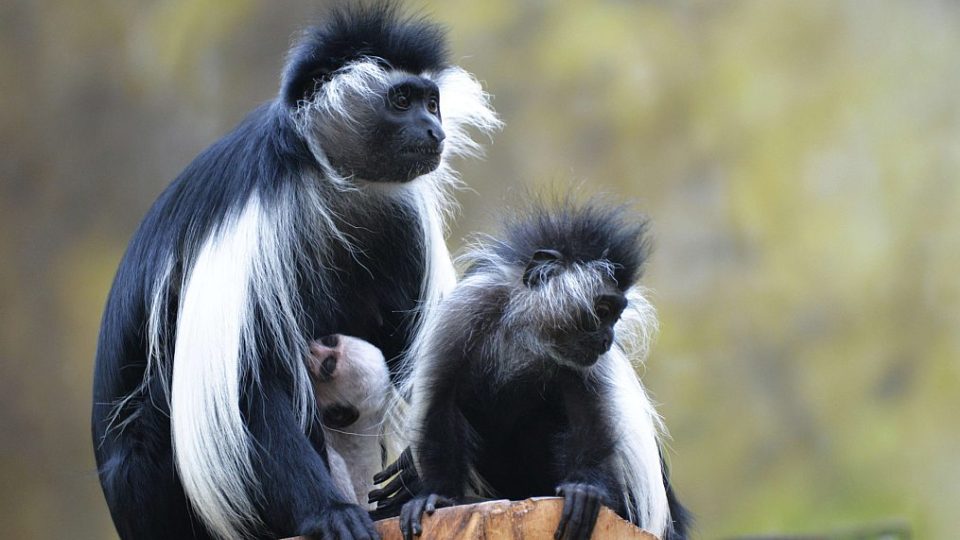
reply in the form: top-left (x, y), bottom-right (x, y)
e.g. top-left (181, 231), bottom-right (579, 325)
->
top-left (298, 219), bottom-right (425, 367)
top-left (466, 392), bottom-right (568, 498)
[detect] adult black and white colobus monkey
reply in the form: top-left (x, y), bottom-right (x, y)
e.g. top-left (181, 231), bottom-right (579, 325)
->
top-left (91, 3), bottom-right (499, 539)
top-left (393, 201), bottom-right (690, 540)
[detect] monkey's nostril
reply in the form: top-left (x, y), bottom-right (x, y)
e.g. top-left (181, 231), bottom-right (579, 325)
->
top-left (319, 335), bottom-right (339, 348)
top-left (427, 128), bottom-right (445, 143)
top-left (321, 355), bottom-right (337, 376)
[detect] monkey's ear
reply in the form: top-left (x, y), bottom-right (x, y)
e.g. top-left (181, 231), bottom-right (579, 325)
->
top-left (296, 69), bottom-right (334, 106)
top-left (523, 249), bottom-right (563, 287)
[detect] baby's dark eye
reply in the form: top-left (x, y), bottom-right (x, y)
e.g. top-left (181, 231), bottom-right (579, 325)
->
top-left (426, 97), bottom-right (439, 115)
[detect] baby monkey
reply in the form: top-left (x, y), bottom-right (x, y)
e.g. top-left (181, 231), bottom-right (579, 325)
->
top-left (307, 334), bottom-right (391, 509)
top-left (395, 201), bottom-right (688, 540)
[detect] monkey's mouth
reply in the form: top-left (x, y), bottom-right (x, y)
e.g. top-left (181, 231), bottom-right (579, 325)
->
top-left (560, 337), bottom-right (614, 369)
top-left (574, 353), bottom-right (602, 368)
top-left (402, 143), bottom-right (444, 157)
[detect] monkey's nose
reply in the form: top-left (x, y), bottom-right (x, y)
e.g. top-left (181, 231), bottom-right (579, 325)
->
top-left (427, 127), bottom-right (445, 144)
top-left (597, 332), bottom-right (615, 353)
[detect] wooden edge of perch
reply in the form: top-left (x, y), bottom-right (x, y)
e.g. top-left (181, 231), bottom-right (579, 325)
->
top-left (288, 497), bottom-right (658, 539)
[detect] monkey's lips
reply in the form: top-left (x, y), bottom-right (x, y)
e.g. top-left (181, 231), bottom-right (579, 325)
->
top-left (402, 143), bottom-right (444, 157)
top-left (394, 147), bottom-right (443, 182)
top-left (574, 353), bottom-right (602, 367)
top-left (560, 337), bottom-right (614, 368)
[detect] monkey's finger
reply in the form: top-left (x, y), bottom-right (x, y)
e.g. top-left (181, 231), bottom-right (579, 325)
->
top-left (375, 496), bottom-right (404, 512)
top-left (362, 513), bottom-right (380, 540)
top-left (373, 448), bottom-right (412, 483)
top-left (375, 480), bottom-right (418, 514)
top-left (411, 504), bottom-right (425, 537)
top-left (555, 488), bottom-right (574, 539)
top-left (344, 511), bottom-right (374, 540)
top-left (399, 503), bottom-right (415, 540)
top-left (582, 495), bottom-right (601, 540)
top-left (332, 514), bottom-right (353, 540)
top-left (369, 469), bottom-right (412, 501)
top-left (424, 493), bottom-right (452, 514)
top-left (371, 491), bottom-right (413, 520)
top-left (561, 490), bottom-right (579, 540)
top-left (567, 489), bottom-right (589, 540)
top-left (400, 498), bottom-right (426, 540)
top-left (373, 465), bottom-right (399, 485)
top-left (368, 486), bottom-right (393, 503)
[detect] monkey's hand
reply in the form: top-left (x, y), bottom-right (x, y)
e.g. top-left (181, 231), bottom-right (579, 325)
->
top-left (368, 447), bottom-right (421, 520)
top-left (304, 500), bottom-right (379, 540)
top-left (554, 482), bottom-right (607, 540)
top-left (398, 493), bottom-right (454, 540)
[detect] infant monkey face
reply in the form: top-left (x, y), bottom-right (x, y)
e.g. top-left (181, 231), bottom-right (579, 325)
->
top-left (307, 334), bottom-right (391, 429)
top-left (308, 335), bottom-right (345, 383)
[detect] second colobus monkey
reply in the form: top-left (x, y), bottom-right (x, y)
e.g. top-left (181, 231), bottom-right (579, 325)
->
top-left (396, 201), bottom-right (690, 540)
top-left (92, 3), bottom-right (500, 539)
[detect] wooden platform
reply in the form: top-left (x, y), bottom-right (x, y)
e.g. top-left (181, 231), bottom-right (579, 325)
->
top-left (372, 497), bottom-right (657, 540)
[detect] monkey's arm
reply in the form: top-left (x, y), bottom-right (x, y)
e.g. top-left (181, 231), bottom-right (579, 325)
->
top-left (398, 402), bottom-right (474, 539)
top-left (247, 373), bottom-right (378, 539)
top-left (397, 351), bottom-right (478, 539)
top-left (553, 371), bottom-right (622, 540)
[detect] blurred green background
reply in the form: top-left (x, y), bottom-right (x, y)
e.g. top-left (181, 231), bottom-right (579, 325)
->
top-left (2, 0), bottom-right (959, 538)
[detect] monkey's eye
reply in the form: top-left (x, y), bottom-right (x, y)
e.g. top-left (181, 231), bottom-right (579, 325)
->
top-left (426, 97), bottom-right (440, 115)
top-left (595, 301), bottom-right (612, 321)
top-left (391, 91), bottom-right (411, 111)
top-left (593, 294), bottom-right (627, 324)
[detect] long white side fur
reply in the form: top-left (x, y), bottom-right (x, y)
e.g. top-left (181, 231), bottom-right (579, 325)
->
top-left (158, 60), bottom-right (499, 540)
top-left (171, 198), bottom-right (265, 539)
top-left (599, 287), bottom-right (669, 538)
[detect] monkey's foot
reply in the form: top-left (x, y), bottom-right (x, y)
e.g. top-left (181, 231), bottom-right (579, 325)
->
top-left (555, 483), bottom-right (606, 540)
top-left (399, 493), bottom-right (455, 540)
top-left (301, 501), bottom-right (378, 540)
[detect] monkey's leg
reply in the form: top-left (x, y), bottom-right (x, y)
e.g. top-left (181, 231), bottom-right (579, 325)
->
top-left (247, 374), bottom-right (378, 539)
top-left (96, 403), bottom-right (212, 540)
top-left (553, 372), bottom-right (621, 540)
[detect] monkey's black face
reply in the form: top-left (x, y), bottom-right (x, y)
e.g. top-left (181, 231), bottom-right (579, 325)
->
top-left (553, 293), bottom-right (628, 368)
top-left (324, 75), bottom-right (446, 183)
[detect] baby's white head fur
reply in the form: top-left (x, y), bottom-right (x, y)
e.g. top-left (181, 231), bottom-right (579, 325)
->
top-left (307, 335), bottom-right (391, 420)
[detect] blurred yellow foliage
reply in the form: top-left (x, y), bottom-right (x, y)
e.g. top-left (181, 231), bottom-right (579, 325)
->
top-left (1, 1), bottom-right (957, 538)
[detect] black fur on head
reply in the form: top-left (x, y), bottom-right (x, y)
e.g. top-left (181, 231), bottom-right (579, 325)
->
top-left (281, 1), bottom-right (450, 107)
top-left (486, 197), bottom-right (651, 292)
